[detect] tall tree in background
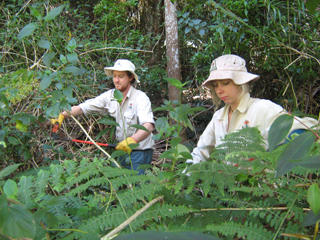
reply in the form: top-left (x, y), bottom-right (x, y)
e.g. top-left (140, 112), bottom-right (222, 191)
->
top-left (164, 0), bottom-right (188, 141)
top-left (164, 0), bottom-right (181, 101)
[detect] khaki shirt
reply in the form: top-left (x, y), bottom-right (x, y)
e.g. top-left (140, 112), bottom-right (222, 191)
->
top-left (79, 86), bottom-right (155, 150)
top-left (188, 93), bottom-right (318, 164)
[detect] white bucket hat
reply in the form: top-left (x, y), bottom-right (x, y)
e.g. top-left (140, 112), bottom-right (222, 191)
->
top-left (202, 54), bottom-right (259, 89)
top-left (104, 59), bottom-right (140, 83)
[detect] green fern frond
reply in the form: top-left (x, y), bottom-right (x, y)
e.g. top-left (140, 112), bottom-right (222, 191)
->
top-left (62, 160), bottom-right (78, 176)
top-left (109, 174), bottom-right (158, 190)
top-left (65, 177), bottom-right (112, 196)
top-left (49, 164), bottom-right (65, 192)
top-left (117, 184), bottom-right (165, 206)
top-left (17, 175), bottom-right (35, 204)
top-left (151, 222), bottom-right (206, 233)
top-left (214, 127), bottom-right (266, 157)
top-left (35, 169), bottom-right (51, 200)
top-left (207, 221), bottom-right (273, 240)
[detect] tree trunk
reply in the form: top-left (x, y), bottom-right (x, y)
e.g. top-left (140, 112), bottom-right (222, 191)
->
top-left (165, 0), bottom-right (187, 141)
top-left (165, 0), bottom-right (181, 101)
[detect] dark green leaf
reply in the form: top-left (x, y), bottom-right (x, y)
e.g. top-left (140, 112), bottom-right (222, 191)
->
top-left (67, 38), bottom-right (77, 52)
top-left (155, 117), bottom-right (168, 132)
top-left (306, 0), bottom-right (320, 14)
top-left (0, 203), bottom-right (36, 239)
top-left (96, 129), bottom-right (110, 140)
top-left (0, 92), bottom-right (9, 106)
top-left (158, 171), bottom-right (173, 181)
top-left (0, 164), bottom-right (22, 179)
top-left (98, 119), bottom-right (119, 126)
top-left (46, 103), bottom-right (60, 118)
top-left (17, 23), bottom-right (38, 40)
top-left (0, 130), bottom-right (5, 142)
top-left (236, 173), bottom-right (248, 182)
top-left (39, 76), bottom-right (52, 91)
top-left (137, 164), bottom-right (152, 170)
top-left (160, 151), bottom-right (173, 159)
top-left (8, 136), bottom-right (20, 145)
top-left (3, 179), bottom-right (18, 198)
top-left (29, 6), bottom-right (42, 20)
top-left (290, 155), bottom-right (320, 169)
top-left (43, 52), bottom-right (56, 68)
top-left (186, 107), bottom-right (206, 114)
top-left (153, 106), bottom-right (172, 111)
top-left (165, 77), bottom-right (183, 89)
top-left (113, 89), bottom-right (123, 103)
top-left (129, 124), bottom-right (149, 132)
top-left (60, 54), bottom-right (67, 63)
top-left (128, 143), bottom-right (139, 150)
top-left (179, 152), bottom-right (193, 159)
top-left (307, 184), bottom-right (320, 215)
top-left (275, 131), bottom-right (316, 177)
top-left (170, 137), bottom-right (182, 147)
top-left (303, 210), bottom-right (320, 226)
top-left (67, 52), bottom-right (78, 65)
top-left (268, 114), bottom-right (293, 152)
top-left (66, 97), bottom-right (77, 104)
top-left (52, 90), bottom-right (63, 103)
top-left (63, 87), bottom-right (73, 98)
top-left (37, 40), bottom-right (51, 49)
top-left (111, 150), bottom-right (127, 158)
top-left (63, 66), bottom-right (86, 76)
top-left (44, 5), bottom-right (65, 22)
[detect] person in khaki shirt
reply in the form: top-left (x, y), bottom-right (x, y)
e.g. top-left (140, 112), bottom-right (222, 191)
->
top-left (187, 54), bottom-right (318, 165)
top-left (51, 59), bottom-right (155, 175)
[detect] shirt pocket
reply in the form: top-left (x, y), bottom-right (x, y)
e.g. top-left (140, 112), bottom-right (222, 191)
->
top-left (107, 104), bottom-right (117, 119)
top-left (124, 110), bottom-right (136, 136)
top-left (124, 110), bottom-right (135, 126)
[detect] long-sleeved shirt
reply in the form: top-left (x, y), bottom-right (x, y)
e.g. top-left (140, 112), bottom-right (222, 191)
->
top-left (188, 93), bottom-right (318, 164)
top-left (79, 86), bottom-right (155, 150)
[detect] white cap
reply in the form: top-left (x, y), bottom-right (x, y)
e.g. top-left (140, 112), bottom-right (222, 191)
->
top-left (104, 59), bottom-right (140, 83)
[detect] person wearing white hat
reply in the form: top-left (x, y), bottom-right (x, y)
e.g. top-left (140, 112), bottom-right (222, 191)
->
top-left (186, 54), bottom-right (318, 165)
top-left (51, 59), bottom-right (155, 175)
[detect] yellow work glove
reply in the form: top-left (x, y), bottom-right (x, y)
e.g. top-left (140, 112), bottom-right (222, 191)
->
top-left (115, 137), bottom-right (137, 153)
top-left (50, 113), bottom-right (65, 128)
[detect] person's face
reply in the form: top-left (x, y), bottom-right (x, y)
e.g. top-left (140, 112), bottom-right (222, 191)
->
top-left (212, 79), bottom-right (242, 108)
top-left (113, 70), bottom-right (133, 93)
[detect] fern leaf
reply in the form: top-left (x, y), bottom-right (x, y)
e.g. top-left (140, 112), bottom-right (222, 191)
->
top-left (17, 176), bottom-right (35, 204)
top-left (35, 170), bottom-right (51, 201)
top-left (207, 221), bottom-right (273, 240)
top-left (117, 184), bottom-right (165, 206)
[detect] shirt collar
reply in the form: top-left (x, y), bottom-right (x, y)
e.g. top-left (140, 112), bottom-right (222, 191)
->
top-left (219, 93), bottom-right (251, 119)
top-left (237, 93), bottom-right (250, 113)
top-left (125, 85), bottom-right (135, 99)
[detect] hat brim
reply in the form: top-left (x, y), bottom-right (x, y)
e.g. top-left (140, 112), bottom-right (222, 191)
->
top-left (104, 67), bottom-right (140, 83)
top-left (202, 71), bottom-right (259, 89)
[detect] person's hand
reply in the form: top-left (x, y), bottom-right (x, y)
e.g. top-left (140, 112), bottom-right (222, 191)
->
top-left (50, 113), bottom-right (65, 128)
top-left (115, 137), bottom-right (137, 153)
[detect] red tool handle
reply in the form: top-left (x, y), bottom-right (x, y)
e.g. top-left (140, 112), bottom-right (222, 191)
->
top-left (53, 123), bottom-right (59, 133)
top-left (71, 139), bottom-right (117, 148)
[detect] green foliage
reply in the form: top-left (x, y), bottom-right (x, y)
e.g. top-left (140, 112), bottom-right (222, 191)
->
top-left (153, 78), bottom-right (205, 171)
top-left (177, 0), bottom-right (320, 115)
